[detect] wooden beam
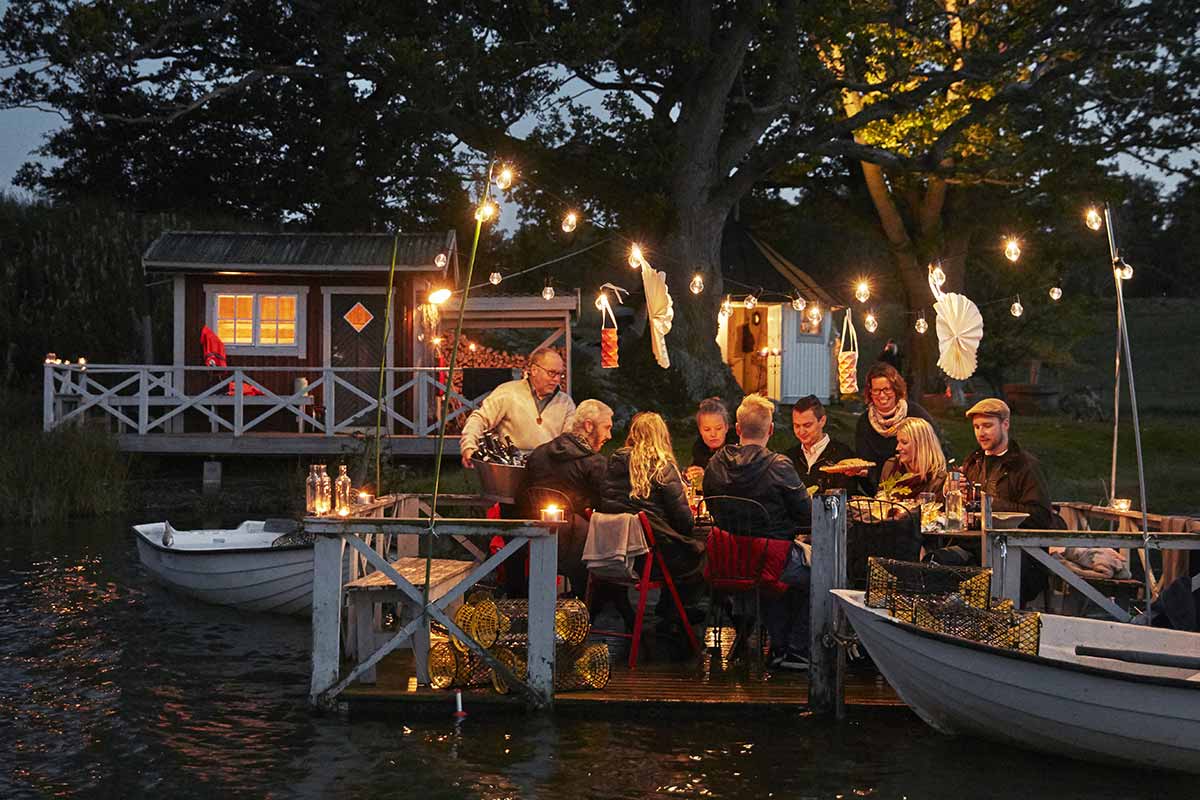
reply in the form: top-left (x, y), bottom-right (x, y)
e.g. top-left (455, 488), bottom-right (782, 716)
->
top-left (309, 535), bottom-right (345, 708)
top-left (809, 489), bottom-right (847, 716)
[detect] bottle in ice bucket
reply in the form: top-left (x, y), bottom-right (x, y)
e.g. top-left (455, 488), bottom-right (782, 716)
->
top-left (334, 464), bottom-right (352, 515)
top-left (305, 464), bottom-right (319, 514)
top-left (315, 464), bottom-right (332, 515)
top-left (944, 470), bottom-right (964, 530)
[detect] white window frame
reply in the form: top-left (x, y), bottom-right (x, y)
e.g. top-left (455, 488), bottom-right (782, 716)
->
top-left (204, 283), bottom-right (308, 358)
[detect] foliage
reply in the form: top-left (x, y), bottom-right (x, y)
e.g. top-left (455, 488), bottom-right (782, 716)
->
top-left (0, 425), bottom-right (128, 523)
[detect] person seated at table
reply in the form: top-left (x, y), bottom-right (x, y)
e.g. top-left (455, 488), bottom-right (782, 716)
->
top-left (855, 362), bottom-right (935, 495)
top-left (521, 399), bottom-right (614, 593)
top-left (599, 411), bottom-right (705, 628)
top-left (684, 396), bottom-right (737, 487)
top-left (704, 394), bottom-right (812, 669)
top-left (786, 394), bottom-right (860, 495)
top-left (878, 417), bottom-right (947, 502)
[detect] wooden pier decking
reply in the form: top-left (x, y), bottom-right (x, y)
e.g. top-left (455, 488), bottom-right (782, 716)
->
top-left (340, 629), bottom-right (903, 718)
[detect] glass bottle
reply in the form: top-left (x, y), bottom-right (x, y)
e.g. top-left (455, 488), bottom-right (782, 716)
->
top-left (944, 471), bottom-right (964, 531)
top-left (315, 464), bottom-right (332, 515)
top-left (334, 465), bottom-right (352, 515)
top-left (305, 464), bottom-right (319, 515)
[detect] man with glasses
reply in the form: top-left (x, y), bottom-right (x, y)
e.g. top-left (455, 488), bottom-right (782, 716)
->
top-left (461, 347), bottom-right (577, 467)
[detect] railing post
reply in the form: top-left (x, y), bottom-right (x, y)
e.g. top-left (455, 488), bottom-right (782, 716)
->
top-left (233, 370), bottom-right (244, 436)
top-left (138, 367), bottom-right (149, 435)
top-left (43, 363), bottom-right (55, 432)
top-left (324, 368), bottom-right (336, 436)
top-left (416, 372), bottom-right (429, 436)
top-left (526, 527), bottom-right (558, 708)
top-left (809, 489), bottom-right (847, 716)
top-left (984, 494), bottom-right (1022, 606)
top-left (310, 533), bottom-right (345, 709)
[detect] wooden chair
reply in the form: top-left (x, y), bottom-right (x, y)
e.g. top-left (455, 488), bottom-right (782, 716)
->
top-left (702, 495), bottom-right (776, 661)
top-left (584, 510), bottom-right (701, 669)
top-left (846, 497), bottom-right (922, 588)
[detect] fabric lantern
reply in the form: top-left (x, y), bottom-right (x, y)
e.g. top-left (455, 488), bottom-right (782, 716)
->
top-left (837, 309), bottom-right (860, 398)
top-left (597, 283), bottom-right (627, 369)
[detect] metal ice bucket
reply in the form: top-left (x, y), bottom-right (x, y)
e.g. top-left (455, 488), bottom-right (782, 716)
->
top-left (471, 457), bottom-right (526, 504)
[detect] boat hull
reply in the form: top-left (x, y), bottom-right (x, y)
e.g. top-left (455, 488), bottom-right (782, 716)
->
top-left (834, 589), bottom-right (1200, 774)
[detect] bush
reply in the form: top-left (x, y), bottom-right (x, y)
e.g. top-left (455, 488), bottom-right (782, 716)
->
top-left (0, 426), bottom-right (129, 523)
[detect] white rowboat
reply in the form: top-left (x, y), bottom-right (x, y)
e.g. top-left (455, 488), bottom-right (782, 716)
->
top-left (833, 589), bottom-right (1200, 774)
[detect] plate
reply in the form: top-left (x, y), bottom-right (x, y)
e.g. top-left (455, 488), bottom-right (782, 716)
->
top-left (989, 511), bottom-right (1029, 529)
top-left (819, 459), bottom-right (875, 474)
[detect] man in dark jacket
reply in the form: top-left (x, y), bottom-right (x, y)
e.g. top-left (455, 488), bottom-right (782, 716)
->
top-left (787, 395), bottom-right (860, 495)
top-left (703, 394), bottom-right (812, 669)
top-left (521, 399), bottom-right (613, 591)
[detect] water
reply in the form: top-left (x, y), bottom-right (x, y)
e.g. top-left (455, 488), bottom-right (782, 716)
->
top-left (0, 518), bottom-right (1191, 799)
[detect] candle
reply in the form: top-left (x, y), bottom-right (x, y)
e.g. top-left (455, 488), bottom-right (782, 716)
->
top-left (337, 507), bottom-right (350, 518)
top-left (1110, 498), bottom-right (1132, 512)
top-left (541, 504), bottom-right (564, 522)
top-left (357, 490), bottom-right (374, 505)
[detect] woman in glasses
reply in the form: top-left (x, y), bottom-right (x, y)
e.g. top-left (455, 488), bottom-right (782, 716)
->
top-left (855, 362), bottom-right (936, 494)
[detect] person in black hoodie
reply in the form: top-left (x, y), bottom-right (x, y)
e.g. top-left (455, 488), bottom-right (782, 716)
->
top-left (786, 395), bottom-right (861, 494)
top-left (521, 399), bottom-right (613, 591)
top-left (704, 394), bottom-right (813, 668)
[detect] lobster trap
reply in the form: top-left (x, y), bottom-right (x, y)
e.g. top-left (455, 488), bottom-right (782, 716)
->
top-left (910, 597), bottom-right (1041, 656)
top-left (866, 557), bottom-right (992, 612)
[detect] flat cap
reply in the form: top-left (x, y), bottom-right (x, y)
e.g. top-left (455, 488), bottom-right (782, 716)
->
top-left (965, 398), bottom-right (1010, 421)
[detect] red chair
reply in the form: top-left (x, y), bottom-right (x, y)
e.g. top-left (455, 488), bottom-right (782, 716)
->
top-left (585, 511), bottom-right (701, 669)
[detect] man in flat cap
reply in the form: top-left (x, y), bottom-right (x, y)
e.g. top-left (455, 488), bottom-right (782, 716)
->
top-left (960, 398), bottom-right (1053, 530)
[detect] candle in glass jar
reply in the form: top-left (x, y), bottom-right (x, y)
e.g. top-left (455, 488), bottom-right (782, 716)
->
top-left (1110, 498), bottom-right (1132, 512)
top-left (541, 504), bottom-right (564, 522)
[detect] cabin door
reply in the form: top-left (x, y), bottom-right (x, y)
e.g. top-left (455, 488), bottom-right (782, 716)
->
top-left (325, 289), bottom-right (392, 431)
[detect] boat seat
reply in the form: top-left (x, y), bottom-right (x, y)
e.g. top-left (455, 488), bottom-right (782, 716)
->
top-left (345, 556), bottom-right (474, 685)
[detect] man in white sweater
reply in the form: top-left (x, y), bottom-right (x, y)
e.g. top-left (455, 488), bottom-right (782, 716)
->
top-left (460, 347), bottom-right (576, 467)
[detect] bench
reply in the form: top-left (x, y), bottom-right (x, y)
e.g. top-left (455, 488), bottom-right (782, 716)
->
top-left (345, 556), bottom-right (475, 684)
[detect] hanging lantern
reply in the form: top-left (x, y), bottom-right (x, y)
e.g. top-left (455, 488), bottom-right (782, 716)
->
top-left (791, 295), bottom-right (806, 312)
top-left (542, 278), bottom-right (555, 301)
top-left (434, 252), bottom-right (448, 269)
top-left (561, 211), bottom-right (578, 233)
top-left (1049, 286), bottom-right (1062, 301)
top-left (864, 312), bottom-right (878, 333)
top-left (915, 315), bottom-right (928, 334)
top-left (475, 200), bottom-right (497, 222)
top-left (628, 244), bottom-right (644, 269)
top-left (1004, 237), bottom-right (1021, 262)
top-left (1086, 207), bottom-right (1103, 231)
top-left (855, 280), bottom-right (870, 303)
top-left (930, 263), bottom-right (947, 288)
top-left (489, 271), bottom-right (502, 285)
top-left (1010, 295), bottom-right (1024, 317)
top-left (597, 289), bottom-right (620, 369)
top-left (494, 165), bottom-right (514, 190)
top-left (743, 293), bottom-right (758, 310)
top-left (689, 274), bottom-right (704, 294)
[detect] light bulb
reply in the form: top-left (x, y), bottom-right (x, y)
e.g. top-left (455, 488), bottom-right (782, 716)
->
top-left (475, 200), bottom-right (497, 222)
top-left (1004, 237), bottom-right (1021, 262)
top-left (915, 316), bottom-right (928, 334)
top-left (434, 252), bottom-right (448, 269)
top-left (721, 297), bottom-right (733, 317)
top-left (494, 166), bottom-right (514, 190)
top-left (431, 336), bottom-right (443, 346)
top-left (629, 244), bottom-right (644, 269)
top-left (930, 264), bottom-right (946, 288)
top-left (1049, 286), bottom-right (1062, 301)
top-left (791, 295), bottom-right (806, 312)
top-left (1086, 207), bottom-right (1103, 231)
top-left (468, 342), bottom-right (477, 352)
top-left (561, 211), bottom-right (578, 233)
top-left (1118, 261), bottom-right (1134, 280)
top-left (744, 293), bottom-right (758, 310)
top-left (542, 284), bottom-right (555, 300)
top-left (759, 346), bottom-right (769, 357)
top-left (595, 292), bottom-right (607, 311)
top-left (855, 281), bottom-right (870, 303)
top-left (689, 274), bottom-right (704, 294)
top-left (807, 304), bottom-right (822, 324)
top-left (864, 312), bottom-right (878, 333)
top-left (489, 271), bottom-right (502, 285)
top-left (428, 287), bottom-right (452, 305)
top-left (1011, 297), bottom-right (1024, 317)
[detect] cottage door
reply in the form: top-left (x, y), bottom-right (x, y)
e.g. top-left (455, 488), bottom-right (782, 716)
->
top-left (328, 291), bottom-right (390, 431)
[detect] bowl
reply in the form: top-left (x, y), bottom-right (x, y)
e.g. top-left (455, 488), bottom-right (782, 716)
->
top-left (989, 511), bottom-right (1029, 529)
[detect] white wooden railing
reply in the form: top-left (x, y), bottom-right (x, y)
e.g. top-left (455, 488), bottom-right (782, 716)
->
top-left (43, 363), bottom-right (491, 437)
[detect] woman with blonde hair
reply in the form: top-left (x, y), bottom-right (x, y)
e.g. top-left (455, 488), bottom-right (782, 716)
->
top-left (878, 416), bottom-right (947, 501)
top-left (599, 412), bottom-right (705, 626)
top-left (855, 362), bottom-right (936, 494)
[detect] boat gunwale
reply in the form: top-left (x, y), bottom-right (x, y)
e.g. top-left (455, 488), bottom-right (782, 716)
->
top-left (835, 590), bottom-right (1200, 692)
top-left (133, 525), bottom-right (313, 556)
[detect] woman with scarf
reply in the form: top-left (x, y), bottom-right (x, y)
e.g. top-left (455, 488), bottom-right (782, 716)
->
top-left (878, 417), bottom-right (947, 501)
top-left (855, 362), bottom-right (936, 495)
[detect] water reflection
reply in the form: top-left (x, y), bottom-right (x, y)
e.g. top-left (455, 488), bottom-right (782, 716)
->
top-left (0, 518), bottom-right (1195, 798)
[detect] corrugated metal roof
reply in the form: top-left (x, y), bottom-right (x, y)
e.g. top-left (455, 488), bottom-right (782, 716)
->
top-left (142, 230), bottom-right (456, 275)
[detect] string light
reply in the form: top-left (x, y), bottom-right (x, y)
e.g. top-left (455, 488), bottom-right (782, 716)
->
top-left (855, 280), bottom-right (870, 303)
top-left (915, 314), bottom-right (928, 334)
top-left (1010, 295), bottom-right (1024, 317)
top-left (468, 342), bottom-right (477, 352)
top-left (428, 287), bottom-right (452, 305)
top-left (489, 271), bottom-right (502, 285)
top-left (791, 295), bottom-right (806, 312)
top-left (475, 200), bottom-right (497, 222)
top-left (494, 165), bottom-right (514, 190)
top-left (864, 312), bottom-right (878, 333)
top-left (744, 292), bottom-right (758, 310)
top-left (1116, 259), bottom-right (1134, 280)
top-left (595, 291), bottom-right (607, 311)
top-left (689, 274), bottom-right (704, 294)
top-left (629, 244), bottom-right (644, 269)
top-left (434, 252), bottom-right (448, 269)
top-left (1049, 286), bottom-right (1062, 301)
top-left (431, 336), bottom-right (443, 346)
top-left (807, 303), bottom-right (823, 325)
top-left (929, 262), bottom-right (947, 288)
top-left (1086, 207), bottom-right (1103, 231)
top-left (1004, 237), bottom-right (1021, 262)
top-left (720, 296), bottom-right (733, 317)
top-left (561, 211), bottom-right (578, 233)
top-left (542, 277), bottom-right (555, 301)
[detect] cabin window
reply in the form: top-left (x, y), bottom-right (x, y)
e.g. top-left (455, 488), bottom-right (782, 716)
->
top-left (205, 285), bottom-right (307, 357)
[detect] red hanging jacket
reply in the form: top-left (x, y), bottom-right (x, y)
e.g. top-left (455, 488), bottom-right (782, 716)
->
top-left (201, 325), bottom-right (264, 396)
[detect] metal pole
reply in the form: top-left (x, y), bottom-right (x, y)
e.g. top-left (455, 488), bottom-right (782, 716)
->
top-left (1103, 205), bottom-right (1121, 504)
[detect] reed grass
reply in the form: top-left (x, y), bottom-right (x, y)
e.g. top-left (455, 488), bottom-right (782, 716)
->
top-left (0, 425), bottom-right (129, 523)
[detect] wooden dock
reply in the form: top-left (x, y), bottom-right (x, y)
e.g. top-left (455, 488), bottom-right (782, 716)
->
top-left (340, 629), bottom-right (903, 719)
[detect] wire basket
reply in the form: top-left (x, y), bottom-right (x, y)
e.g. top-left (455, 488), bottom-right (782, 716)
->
top-left (450, 604), bottom-right (476, 652)
top-left (559, 643), bottom-right (611, 690)
top-left (866, 557), bottom-right (991, 612)
top-left (490, 646), bottom-right (528, 695)
top-left (493, 598), bottom-right (591, 647)
top-left (428, 641), bottom-right (493, 689)
top-left (911, 597), bottom-right (1041, 656)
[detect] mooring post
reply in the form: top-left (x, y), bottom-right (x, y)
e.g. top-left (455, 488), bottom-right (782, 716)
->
top-left (310, 533), bottom-right (346, 709)
top-left (809, 489), bottom-right (848, 716)
top-left (525, 527), bottom-right (558, 709)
